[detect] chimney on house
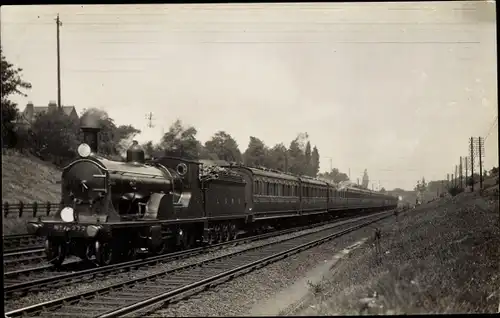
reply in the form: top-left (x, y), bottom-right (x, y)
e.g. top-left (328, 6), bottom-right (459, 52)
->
top-left (25, 102), bottom-right (34, 121)
top-left (48, 100), bottom-right (57, 112)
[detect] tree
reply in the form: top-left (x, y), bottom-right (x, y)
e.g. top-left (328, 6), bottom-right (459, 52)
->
top-left (267, 143), bottom-right (288, 172)
top-left (414, 177), bottom-right (427, 192)
top-left (1, 46), bottom-right (32, 148)
top-left (287, 134), bottom-right (308, 175)
top-left (243, 136), bottom-right (268, 167)
top-left (490, 167), bottom-right (498, 175)
top-left (304, 141), bottom-right (312, 176)
top-left (204, 131), bottom-right (242, 163)
top-left (311, 146), bottom-right (320, 177)
top-left (142, 140), bottom-right (164, 159)
top-left (318, 168), bottom-right (349, 183)
top-left (379, 187), bottom-right (387, 194)
top-left (362, 169), bottom-right (370, 189)
top-left (30, 108), bottom-right (80, 166)
top-left (159, 119), bottom-right (202, 159)
top-left (115, 124), bottom-right (141, 158)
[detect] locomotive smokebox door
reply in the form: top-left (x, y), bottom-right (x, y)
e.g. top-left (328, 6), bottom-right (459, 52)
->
top-left (149, 225), bottom-right (163, 249)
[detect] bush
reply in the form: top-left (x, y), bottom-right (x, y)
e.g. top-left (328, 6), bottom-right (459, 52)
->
top-left (30, 109), bottom-right (80, 167)
top-left (448, 186), bottom-right (464, 197)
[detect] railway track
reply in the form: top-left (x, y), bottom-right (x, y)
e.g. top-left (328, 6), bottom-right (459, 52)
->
top-left (5, 210), bottom-right (394, 318)
top-left (4, 212), bottom-right (369, 297)
top-left (4, 248), bottom-right (46, 271)
top-left (3, 234), bottom-right (44, 253)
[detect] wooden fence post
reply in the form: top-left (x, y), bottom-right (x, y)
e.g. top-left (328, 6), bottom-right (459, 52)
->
top-left (33, 201), bottom-right (38, 218)
top-left (4, 202), bottom-right (9, 217)
top-left (19, 201), bottom-right (24, 217)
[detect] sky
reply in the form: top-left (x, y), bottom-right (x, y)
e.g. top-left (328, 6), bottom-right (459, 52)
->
top-left (1, 2), bottom-right (497, 191)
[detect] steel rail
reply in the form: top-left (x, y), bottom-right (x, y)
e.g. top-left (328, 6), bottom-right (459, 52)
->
top-left (4, 211), bottom-right (379, 296)
top-left (3, 234), bottom-right (44, 255)
top-left (5, 210), bottom-right (394, 317)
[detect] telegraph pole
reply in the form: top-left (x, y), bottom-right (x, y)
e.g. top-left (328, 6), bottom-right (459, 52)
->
top-left (145, 112), bottom-right (155, 128)
top-left (479, 136), bottom-right (483, 190)
top-left (470, 137), bottom-right (474, 192)
top-left (465, 156), bottom-right (468, 189)
top-left (459, 156), bottom-right (463, 189)
top-left (56, 14), bottom-right (63, 109)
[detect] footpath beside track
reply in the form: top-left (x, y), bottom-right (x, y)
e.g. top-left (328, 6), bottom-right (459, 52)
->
top-left (5, 210), bottom-right (395, 318)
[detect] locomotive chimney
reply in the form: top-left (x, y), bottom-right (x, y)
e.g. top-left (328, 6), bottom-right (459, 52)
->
top-left (80, 112), bottom-right (101, 154)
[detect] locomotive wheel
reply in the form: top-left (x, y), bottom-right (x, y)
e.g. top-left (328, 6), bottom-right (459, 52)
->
top-left (154, 240), bottom-right (167, 255)
top-left (207, 229), bottom-right (216, 245)
top-left (212, 224), bottom-right (220, 244)
top-left (95, 241), bottom-right (114, 266)
top-left (45, 239), bottom-right (66, 267)
top-left (217, 224), bottom-right (225, 243)
top-left (184, 232), bottom-right (196, 249)
top-left (229, 223), bottom-right (238, 241)
top-left (222, 224), bottom-right (231, 242)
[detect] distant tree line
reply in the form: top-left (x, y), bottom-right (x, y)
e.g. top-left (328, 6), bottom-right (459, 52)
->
top-left (141, 121), bottom-right (324, 177)
top-left (2, 47), bottom-right (353, 181)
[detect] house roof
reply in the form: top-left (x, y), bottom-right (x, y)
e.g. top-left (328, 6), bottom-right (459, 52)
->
top-left (16, 103), bottom-right (79, 125)
top-left (27, 105), bottom-right (77, 117)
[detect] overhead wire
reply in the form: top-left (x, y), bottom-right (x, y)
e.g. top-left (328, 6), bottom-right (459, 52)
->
top-left (483, 115), bottom-right (498, 141)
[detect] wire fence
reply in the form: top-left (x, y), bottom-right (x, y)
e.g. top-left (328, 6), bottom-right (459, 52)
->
top-left (3, 201), bottom-right (60, 218)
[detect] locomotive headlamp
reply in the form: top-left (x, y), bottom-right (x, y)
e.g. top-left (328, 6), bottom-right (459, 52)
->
top-left (77, 143), bottom-right (92, 158)
top-left (60, 207), bottom-right (75, 223)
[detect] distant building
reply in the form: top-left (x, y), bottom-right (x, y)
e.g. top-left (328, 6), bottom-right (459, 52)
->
top-left (16, 101), bottom-right (79, 129)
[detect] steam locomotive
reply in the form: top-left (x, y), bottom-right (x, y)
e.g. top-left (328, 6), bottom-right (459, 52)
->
top-left (27, 114), bottom-right (399, 266)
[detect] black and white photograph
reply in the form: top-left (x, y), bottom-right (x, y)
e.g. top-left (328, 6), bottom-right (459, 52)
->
top-left (1, 1), bottom-right (498, 316)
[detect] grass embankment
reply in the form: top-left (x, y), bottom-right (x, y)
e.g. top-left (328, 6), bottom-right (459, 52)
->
top-left (2, 149), bottom-right (62, 235)
top-left (294, 186), bottom-right (500, 315)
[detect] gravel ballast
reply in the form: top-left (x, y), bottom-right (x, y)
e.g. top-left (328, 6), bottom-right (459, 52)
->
top-left (4, 215), bottom-right (380, 312)
top-left (144, 218), bottom-right (391, 317)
